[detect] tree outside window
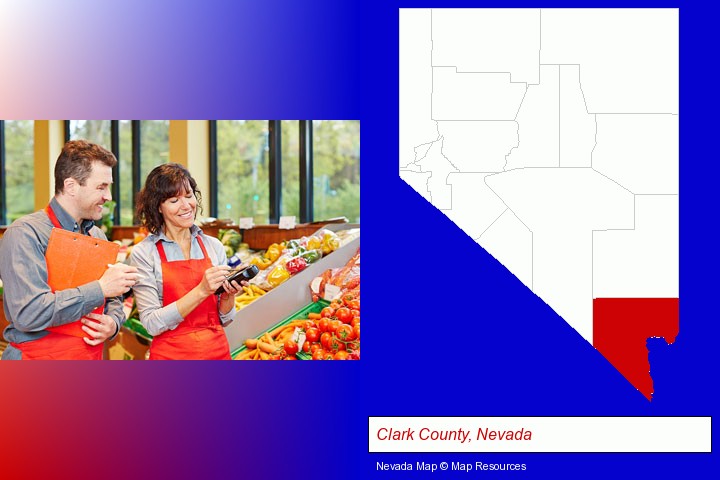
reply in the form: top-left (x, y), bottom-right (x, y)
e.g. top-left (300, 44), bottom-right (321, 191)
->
top-left (118, 120), bottom-right (133, 225)
top-left (140, 120), bottom-right (170, 183)
top-left (313, 120), bottom-right (360, 223)
top-left (3, 120), bottom-right (34, 224)
top-left (216, 121), bottom-right (269, 224)
top-left (281, 120), bottom-right (300, 219)
top-left (68, 120), bottom-right (111, 147)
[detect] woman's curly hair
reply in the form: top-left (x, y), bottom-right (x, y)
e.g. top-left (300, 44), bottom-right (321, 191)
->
top-left (136, 163), bottom-right (203, 234)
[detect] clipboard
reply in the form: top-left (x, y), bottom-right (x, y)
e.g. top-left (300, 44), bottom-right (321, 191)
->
top-left (45, 228), bottom-right (120, 338)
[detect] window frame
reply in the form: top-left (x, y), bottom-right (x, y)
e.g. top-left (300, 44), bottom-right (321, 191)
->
top-left (64, 119), bottom-right (151, 226)
top-left (299, 120), bottom-right (313, 223)
top-left (210, 120), bottom-right (319, 225)
top-left (268, 120), bottom-right (282, 224)
top-left (0, 120), bottom-right (35, 226)
top-left (2, 120), bottom-right (358, 227)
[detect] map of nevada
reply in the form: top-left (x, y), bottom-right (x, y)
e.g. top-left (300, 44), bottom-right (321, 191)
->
top-left (399, 8), bottom-right (679, 400)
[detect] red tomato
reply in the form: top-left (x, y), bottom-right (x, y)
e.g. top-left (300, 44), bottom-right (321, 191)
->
top-left (303, 320), bottom-right (315, 331)
top-left (284, 340), bottom-right (299, 356)
top-left (353, 324), bottom-right (360, 340)
top-left (323, 351), bottom-right (335, 360)
top-left (318, 318), bottom-right (330, 333)
top-left (320, 332), bottom-right (333, 350)
top-left (347, 300), bottom-right (360, 311)
top-left (336, 324), bottom-right (353, 341)
top-left (302, 341), bottom-right (312, 353)
top-left (334, 350), bottom-right (349, 360)
top-left (351, 317), bottom-right (360, 327)
top-left (284, 355), bottom-right (297, 360)
top-left (350, 309), bottom-right (360, 318)
top-left (310, 343), bottom-right (322, 354)
top-left (335, 307), bottom-right (352, 324)
top-left (305, 328), bottom-right (320, 343)
top-left (329, 320), bottom-right (341, 334)
top-left (312, 350), bottom-right (325, 360)
top-left (329, 336), bottom-right (346, 353)
top-left (320, 307), bottom-right (335, 318)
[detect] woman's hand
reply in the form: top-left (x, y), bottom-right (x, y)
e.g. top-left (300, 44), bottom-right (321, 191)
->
top-left (218, 277), bottom-right (249, 300)
top-left (199, 265), bottom-right (231, 296)
top-left (217, 266), bottom-right (250, 315)
top-left (217, 263), bottom-right (250, 299)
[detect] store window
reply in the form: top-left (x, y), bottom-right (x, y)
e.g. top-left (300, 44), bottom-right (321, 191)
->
top-left (118, 120), bottom-right (134, 225)
top-left (212, 120), bottom-right (361, 226)
top-left (68, 120), bottom-right (111, 147)
top-left (140, 120), bottom-right (169, 184)
top-left (0, 120), bottom-right (34, 225)
top-left (313, 120), bottom-right (360, 223)
top-left (281, 120), bottom-right (300, 219)
top-left (65, 120), bottom-right (168, 225)
top-left (216, 121), bottom-right (270, 224)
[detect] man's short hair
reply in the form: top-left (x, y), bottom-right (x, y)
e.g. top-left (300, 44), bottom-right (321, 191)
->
top-left (54, 140), bottom-right (117, 194)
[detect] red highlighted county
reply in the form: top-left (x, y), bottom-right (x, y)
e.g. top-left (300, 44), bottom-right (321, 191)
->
top-left (593, 298), bottom-right (679, 400)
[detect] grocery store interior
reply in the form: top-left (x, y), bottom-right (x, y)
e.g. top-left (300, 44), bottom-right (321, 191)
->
top-left (0, 120), bottom-right (360, 360)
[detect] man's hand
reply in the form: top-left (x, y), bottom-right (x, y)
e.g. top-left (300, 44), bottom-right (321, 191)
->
top-left (81, 312), bottom-right (118, 345)
top-left (98, 263), bottom-right (139, 297)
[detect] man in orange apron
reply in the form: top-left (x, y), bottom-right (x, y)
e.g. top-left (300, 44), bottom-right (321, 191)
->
top-left (0, 140), bottom-right (139, 360)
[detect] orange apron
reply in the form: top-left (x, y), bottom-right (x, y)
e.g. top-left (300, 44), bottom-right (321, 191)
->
top-left (10, 205), bottom-right (105, 360)
top-left (149, 236), bottom-right (231, 360)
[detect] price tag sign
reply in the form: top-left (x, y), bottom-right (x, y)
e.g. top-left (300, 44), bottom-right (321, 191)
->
top-left (239, 217), bottom-right (254, 229)
top-left (291, 327), bottom-right (307, 351)
top-left (323, 284), bottom-right (341, 301)
top-left (278, 215), bottom-right (296, 230)
top-left (310, 277), bottom-right (323, 294)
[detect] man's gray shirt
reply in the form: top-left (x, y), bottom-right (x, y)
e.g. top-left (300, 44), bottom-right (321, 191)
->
top-left (0, 197), bottom-right (124, 359)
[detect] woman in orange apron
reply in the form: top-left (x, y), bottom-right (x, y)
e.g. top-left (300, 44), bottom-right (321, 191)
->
top-left (129, 163), bottom-right (242, 360)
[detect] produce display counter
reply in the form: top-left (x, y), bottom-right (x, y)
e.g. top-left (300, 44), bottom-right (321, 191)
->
top-left (223, 223), bottom-right (359, 352)
top-left (110, 219), bottom-right (348, 250)
top-left (0, 222), bottom-right (358, 360)
top-left (106, 328), bottom-right (151, 360)
top-left (231, 300), bottom-right (330, 359)
top-left (123, 317), bottom-right (152, 341)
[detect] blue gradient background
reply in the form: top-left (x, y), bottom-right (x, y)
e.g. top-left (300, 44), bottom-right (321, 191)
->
top-left (0, 0), bottom-right (717, 479)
